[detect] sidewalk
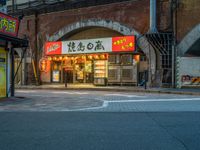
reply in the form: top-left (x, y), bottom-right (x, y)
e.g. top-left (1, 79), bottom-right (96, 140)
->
top-left (15, 83), bottom-right (200, 96)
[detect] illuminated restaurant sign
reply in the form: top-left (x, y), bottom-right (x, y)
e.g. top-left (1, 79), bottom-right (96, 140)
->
top-left (0, 12), bottom-right (19, 37)
top-left (112, 36), bottom-right (135, 52)
top-left (45, 41), bottom-right (62, 55)
top-left (45, 36), bottom-right (135, 55)
top-left (62, 38), bottom-right (112, 54)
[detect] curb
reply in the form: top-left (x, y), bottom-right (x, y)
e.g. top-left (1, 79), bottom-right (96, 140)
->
top-left (15, 86), bottom-right (200, 96)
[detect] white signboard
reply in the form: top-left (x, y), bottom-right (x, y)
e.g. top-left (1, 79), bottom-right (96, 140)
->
top-left (62, 38), bottom-right (112, 54)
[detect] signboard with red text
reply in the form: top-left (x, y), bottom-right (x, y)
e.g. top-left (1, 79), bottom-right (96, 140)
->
top-left (45, 36), bottom-right (135, 55)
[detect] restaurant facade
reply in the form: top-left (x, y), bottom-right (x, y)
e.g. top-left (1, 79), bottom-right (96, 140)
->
top-left (40, 35), bottom-right (148, 86)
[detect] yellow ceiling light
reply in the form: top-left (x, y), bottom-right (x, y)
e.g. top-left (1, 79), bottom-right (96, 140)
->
top-left (94, 55), bottom-right (99, 59)
top-left (88, 55), bottom-right (93, 59)
top-left (48, 57), bottom-right (52, 61)
top-left (100, 55), bottom-right (105, 59)
top-left (64, 56), bottom-right (68, 60)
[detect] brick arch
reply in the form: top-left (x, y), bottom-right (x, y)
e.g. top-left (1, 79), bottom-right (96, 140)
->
top-left (178, 23), bottom-right (200, 56)
top-left (48, 19), bottom-right (157, 82)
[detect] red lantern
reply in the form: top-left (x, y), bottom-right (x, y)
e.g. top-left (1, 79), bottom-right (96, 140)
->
top-left (39, 58), bottom-right (48, 72)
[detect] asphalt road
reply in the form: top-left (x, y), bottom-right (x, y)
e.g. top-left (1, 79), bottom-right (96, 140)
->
top-left (0, 90), bottom-right (200, 150)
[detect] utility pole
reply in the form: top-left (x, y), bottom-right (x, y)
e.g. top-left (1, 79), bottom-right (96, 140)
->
top-left (172, 0), bottom-right (178, 88)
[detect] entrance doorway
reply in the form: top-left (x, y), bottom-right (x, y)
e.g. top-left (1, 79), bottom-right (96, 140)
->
top-left (74, 57), bottom-right (93, 83)
top-left (63, 69), bottom-right (73, 83)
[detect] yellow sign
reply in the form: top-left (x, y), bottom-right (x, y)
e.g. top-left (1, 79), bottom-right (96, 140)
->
top-left (0, 48), bottom-right (7, 97)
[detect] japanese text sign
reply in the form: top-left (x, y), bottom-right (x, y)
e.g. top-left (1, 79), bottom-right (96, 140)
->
top-left (62, 38), bottom-right (112, 54)
top-left (112, 36), bottom-right (135, 52)
top-left (45, 36), bottom-right (135, 55)
top-left (0, 12), bottom-right (19, 37)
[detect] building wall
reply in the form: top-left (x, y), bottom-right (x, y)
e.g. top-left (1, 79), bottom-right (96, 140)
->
top-left (17, 0), bottom-right (171, 85)
top-left (66, 27), bottom-right (123, 40)
top-left (16, 0), bottom-right (200, 44)
top-left (176, 0), bottom-right (200, 42)
top-left (18, 0), bottom-right (150, 57)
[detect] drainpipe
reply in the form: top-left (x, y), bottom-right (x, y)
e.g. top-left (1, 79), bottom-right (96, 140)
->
top-left (172, 0), bottom-right (178, 88)
top-left (34, 11), bottom-right (39, 85)
top-left (148, 0), bottom-right (158, 87)
top-left (11, 46), bottom-right (15, 97)
top-left (149, 0), bottom-right (158, 33)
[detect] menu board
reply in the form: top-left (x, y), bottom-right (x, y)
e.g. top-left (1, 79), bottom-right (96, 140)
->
top-left (52, 70), bottom-right (60, 82)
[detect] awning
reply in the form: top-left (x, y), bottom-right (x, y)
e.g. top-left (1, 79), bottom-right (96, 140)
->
top-left (0, 33), bottom-right (28, 48)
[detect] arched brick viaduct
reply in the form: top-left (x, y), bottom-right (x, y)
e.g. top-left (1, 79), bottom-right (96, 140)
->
top-left (18, 0), bottom-right (160, 85)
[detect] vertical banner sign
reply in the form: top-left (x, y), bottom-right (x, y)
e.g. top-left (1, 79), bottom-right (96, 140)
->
top-left (0, 48), bottom-right (6, 97)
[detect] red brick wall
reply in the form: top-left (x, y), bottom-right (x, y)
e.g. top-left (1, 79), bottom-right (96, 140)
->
top-left (19, 0), bottom-right (200, 46)
top-left (37, 0), bottom-right (150, 37)
top-left (18, 0), bottom-right (175, 53)
top-left (18, 15), bottom-right (37, 57)
top-left (18, 0), bottom-right (151, 55)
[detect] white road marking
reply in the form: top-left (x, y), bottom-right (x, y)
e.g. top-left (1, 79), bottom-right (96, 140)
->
top-left (51, 91), bottom-right (89, 95)
top-left (34, 104), bottom-right (47, 106)
top-left (17, 91), bottom-right (89, 95)
top-left (51, 91), bottom-right (74, 94)
top-left (76, 97), bottom-right (200, 111)
top-left (68, 105), bottom-right (106, 111)
top-left (105, 94), bottom-right (146, 98)
top-left (73, 92), bottom-right (89, 95)
top-left (106, 98), bottom-right (200, 103)
top-left (27, 94), bottom-right (61, 97)
top-left (17, 90), bottom-right (37, 93)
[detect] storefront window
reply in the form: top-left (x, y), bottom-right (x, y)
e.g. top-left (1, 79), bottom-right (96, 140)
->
top-left (121, 54), bottom-right (132, 65)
